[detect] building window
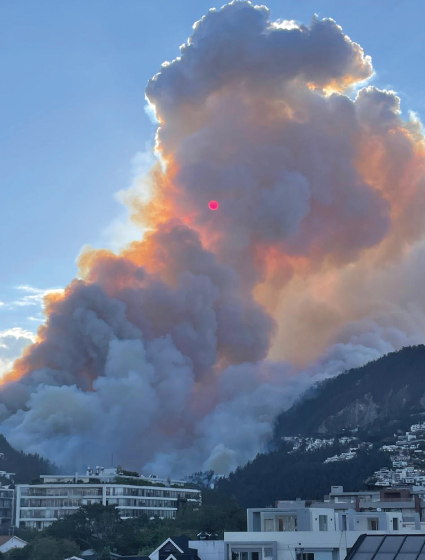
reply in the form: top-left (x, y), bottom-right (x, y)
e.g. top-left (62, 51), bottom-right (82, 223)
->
top-left (341, 515), bottom-right (347, 531)
top-left (232, 552), bottom-right (248, 560)
top-left (392, 518), bottom-right (399, 531)
top-left (232, 551), bottom-right (261, 560)
top-left (264, 519), bottom-right (274, 532)
top-left (277, 515), bottom-right (297, 531)
top-left (264, 549), bottom-right (273, 558)
top-left (297, 553), bottom-right (314, 560)
top-left (319, 515), bottom-right (328, 531)
top-left (367, 518), bottom-right (379, 531)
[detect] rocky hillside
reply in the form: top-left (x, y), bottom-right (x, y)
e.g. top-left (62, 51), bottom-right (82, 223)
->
top-left (274, 345), bottom-right (425, 440)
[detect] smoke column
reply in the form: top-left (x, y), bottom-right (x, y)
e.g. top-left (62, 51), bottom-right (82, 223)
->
top-left (1, 1), bottom-right (425, 476)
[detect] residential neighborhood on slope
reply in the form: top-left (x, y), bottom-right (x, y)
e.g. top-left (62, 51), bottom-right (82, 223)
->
top-left (282, 437), bottom-right (374, 463)
top-left (372, 422), bottom-right (425, 487)
top-left (282, 421), bottom-right (425, 478)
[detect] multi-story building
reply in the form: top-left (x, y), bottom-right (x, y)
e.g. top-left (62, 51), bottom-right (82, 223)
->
top-left (316, 486), bottom-right (424, 519)
top-left (272, 486), bottom-right (425, 521)
top-left (0, 487), bottom-right (14, 527)
top-left (16, 468), bottom-right (201, 530)
top-left (224, 502), bottom-right (425, 560)
top-left (247, 505), bottom-right (424, 534)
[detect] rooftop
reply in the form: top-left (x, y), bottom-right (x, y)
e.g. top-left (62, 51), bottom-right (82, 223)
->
top-left (346, 535), bottom-right (425, 560)
top-left (35, 468), bottom-right (200, 490)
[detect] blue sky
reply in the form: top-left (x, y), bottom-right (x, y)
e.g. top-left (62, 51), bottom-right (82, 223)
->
top-left (0, 0), bottom-right (424, 364)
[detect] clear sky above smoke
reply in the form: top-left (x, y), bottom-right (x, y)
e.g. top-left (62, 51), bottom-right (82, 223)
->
top-left (1, 1), bottom-right (425, 476)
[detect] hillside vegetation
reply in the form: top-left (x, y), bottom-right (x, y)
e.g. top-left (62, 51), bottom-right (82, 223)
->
top-left (216, 444), bottom-right (390, 507)
top-left (274, 345), bottom-right (425, 439)
top-left (0, 434), bottom-right (58, 484)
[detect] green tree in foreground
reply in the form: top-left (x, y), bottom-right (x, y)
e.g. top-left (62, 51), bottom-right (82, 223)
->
top-left (27, 537), bottom-right (79, 560)
top-left (39, 493), bottom-right (246, 556)
top-left (46, 503), bottom-right (121, 551)
top-left (6, 546), bottom-right (29, 560)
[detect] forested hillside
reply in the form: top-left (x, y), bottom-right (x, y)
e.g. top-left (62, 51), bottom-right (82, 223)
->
top-left (216, 443), bottom-right (390, 507)
top-left (0, 434), bottom-right (58, 483)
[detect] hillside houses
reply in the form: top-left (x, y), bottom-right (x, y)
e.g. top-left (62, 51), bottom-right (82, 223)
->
top-left (373, 422), bottom-right (425, 487)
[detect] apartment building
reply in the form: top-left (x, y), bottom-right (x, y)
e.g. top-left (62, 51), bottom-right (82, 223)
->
top-left (0, 487), bottom-right (14, 527)
top-left (16, 469), bottom-right (201, 529)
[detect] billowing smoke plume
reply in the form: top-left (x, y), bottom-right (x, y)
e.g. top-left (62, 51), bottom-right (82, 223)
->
top-left (1, 1), bottom-right (425, 476)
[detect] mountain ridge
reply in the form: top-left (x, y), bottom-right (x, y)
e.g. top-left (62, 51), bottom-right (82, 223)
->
top-left (274, 345), bottom-right (425, 440)
top-left (216, 346), bottom-right (425, 506)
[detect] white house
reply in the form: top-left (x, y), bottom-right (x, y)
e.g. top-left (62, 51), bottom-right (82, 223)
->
top-left (0, 535), bottom-right (28, 553)
top-left (225, 505), bottom-right (425, 560)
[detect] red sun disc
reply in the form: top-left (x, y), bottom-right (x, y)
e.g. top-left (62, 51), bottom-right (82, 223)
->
top-left (208, 200), bottom-right (219, 211)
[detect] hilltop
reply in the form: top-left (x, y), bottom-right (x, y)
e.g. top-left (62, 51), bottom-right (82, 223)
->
top-left (274, 345), bottom-right (425, 440)
top-left (216, 346), bottom-right (425, 507)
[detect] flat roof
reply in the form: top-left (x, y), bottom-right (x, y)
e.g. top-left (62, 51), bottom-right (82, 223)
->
top-left (17, 483), bottom-right (200, 491)
top-left (346, 535), bottom-right (425, 560)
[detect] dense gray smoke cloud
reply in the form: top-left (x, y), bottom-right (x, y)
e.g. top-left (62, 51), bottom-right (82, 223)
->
top-left (1, 1), bottom-right (425, 476)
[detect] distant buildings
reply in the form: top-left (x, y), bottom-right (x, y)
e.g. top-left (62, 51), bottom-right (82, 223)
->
top-left (372, 422), bottom-right (425, 487)
top-left (292, 485), bottom-right (425, 524)
top-left (283, 420), bottom-right (425, 474)
top-left (16, 467), bottom-right (201, 530)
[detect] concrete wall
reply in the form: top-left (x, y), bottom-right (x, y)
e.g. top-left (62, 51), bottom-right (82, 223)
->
top-left (248, 509), bottom-right (337, 533)
top-left (308, 510), bottom-right (336, 532)
top-left (346, 511), bottom-right (404, 532)
top-left (190, 540), bottom-right (225, 560)
top-left (225, 531), bottom-right (356, 560)
top-left (225, 529), bottom-right (425, 560)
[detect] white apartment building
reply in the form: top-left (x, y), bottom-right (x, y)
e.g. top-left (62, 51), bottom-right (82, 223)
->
top-left (225, 505), bottom-right (425, 560)
top-left (0, 486), bottom-right (14, 527)
top-left (16, 471), bottom-right (201, 529)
